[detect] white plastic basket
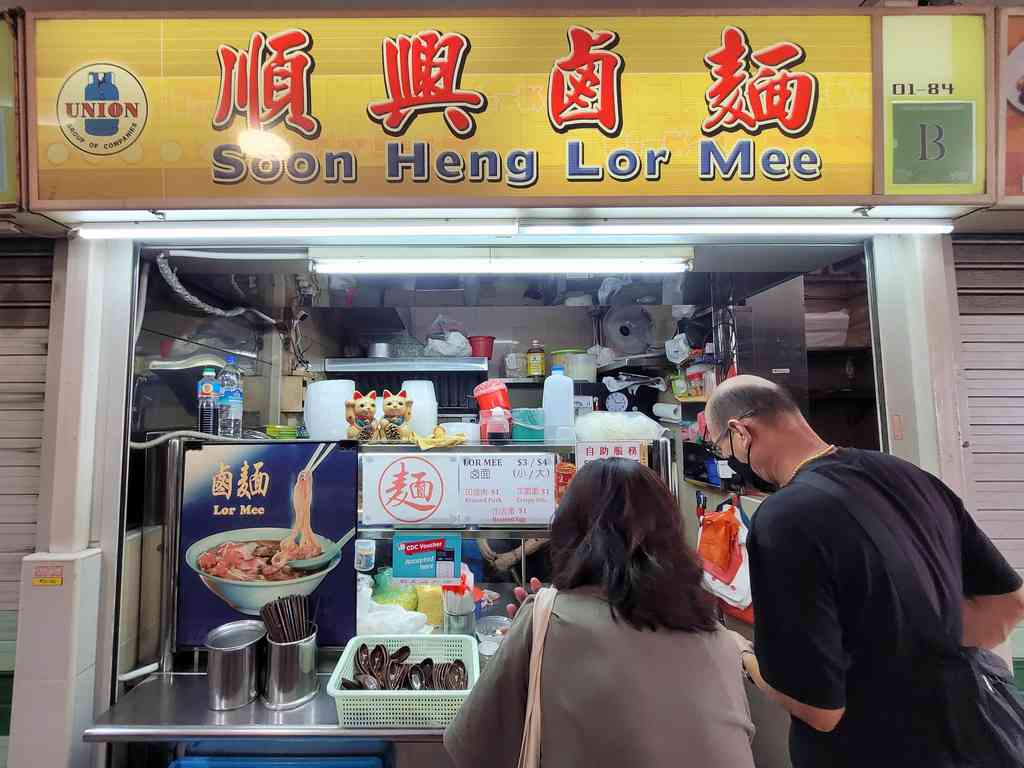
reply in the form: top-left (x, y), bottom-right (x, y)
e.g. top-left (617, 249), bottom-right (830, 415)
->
top-left (327, 634), bottom-right (480, 729)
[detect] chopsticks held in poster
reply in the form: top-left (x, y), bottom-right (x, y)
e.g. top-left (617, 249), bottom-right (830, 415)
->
top-left (301, 442), bottom-right (336, 477)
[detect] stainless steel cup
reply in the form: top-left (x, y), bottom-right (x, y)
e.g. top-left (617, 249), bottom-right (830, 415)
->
top-left (204, 620), bottom-right (266, 711)
top-left (443, 610), bottom-right (476, 637)
top-left (262, 623), bottom-right (318, 710)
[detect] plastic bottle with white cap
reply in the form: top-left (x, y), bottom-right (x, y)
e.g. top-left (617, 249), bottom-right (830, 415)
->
top-left (543, 366), bottom-right (575, 443)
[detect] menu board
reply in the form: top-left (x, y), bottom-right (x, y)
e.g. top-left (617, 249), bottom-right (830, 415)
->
top-left (459, 454), bottom-right (556, 526)
top-left (177, 441), bottom-right (358, 648)
top-left (362, 452), bottom-right (556, 526)
top-left (883, 15), bottom-right (987, 195)
top-left (1002, 11), bottom-right (1024, 203)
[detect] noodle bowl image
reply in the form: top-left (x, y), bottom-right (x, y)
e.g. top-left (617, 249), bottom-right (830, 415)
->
top-left (185, 527), bottom-right (340, 616)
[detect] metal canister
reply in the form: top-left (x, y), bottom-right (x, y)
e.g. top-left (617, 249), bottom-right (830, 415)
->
top-left (204, 620), bottom-right (266, 711)
top-left (262, 623), bottom-right (319, 711)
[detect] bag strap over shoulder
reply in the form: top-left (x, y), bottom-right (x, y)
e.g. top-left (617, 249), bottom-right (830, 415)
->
top-left (517, 587), bottom-right (558, 768)
top-left (795, 471), bottom-right (958, 654)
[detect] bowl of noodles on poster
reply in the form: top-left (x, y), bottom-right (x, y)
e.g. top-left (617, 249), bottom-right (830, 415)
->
top-left (184, 462), bottom-right (344, 618)
top-left (185, 526), bottom-right (341, 615)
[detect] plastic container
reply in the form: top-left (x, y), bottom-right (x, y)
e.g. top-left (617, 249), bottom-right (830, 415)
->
top-left (565, 353), bottom-right (597, 383)
top-left (473, 379), bottom-right (511, 412)
top-left (504, 351), bottom-right (527, 378)
top-left (218, 355), bottom-right (244, 439)
top-left (526, 340), bottom-right (546, 378)
top-left (542, 366), bottom-right (575, 442)
top-left (511, 408), bottom-right (545, 442)
top-left (304, 380), bottom-right (354, 441)
top-left (354, 539), bottom-right (376, 572)
top-left (327, 634), bottom-right (480, 728)
top-left (550, 348), bottom-right (585, 371)
top-left (467, 335), bottom-right (496, 359)
top-left (400, 380), bottom-right (438, 438)
top-left (686, 364), bottom-right (714, 398)
top-left (480, 407), bottom-right (510, 443)
top-left (478, 638), bottom-right (501, 670)
top-left (197, 368), bottom-right (221, 435)
top-left (443, 422), bottom-right (480, 444)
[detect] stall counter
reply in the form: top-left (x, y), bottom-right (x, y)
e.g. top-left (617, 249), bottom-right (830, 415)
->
top-left (84, 674), bottom-right (444, 744)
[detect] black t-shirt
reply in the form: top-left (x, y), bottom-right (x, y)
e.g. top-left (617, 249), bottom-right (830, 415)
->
top-left (747, 448), bottom-right (1022, 768)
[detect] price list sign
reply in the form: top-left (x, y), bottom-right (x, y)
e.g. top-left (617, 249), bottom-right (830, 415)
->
top-left (883, 15), bottom-right (987, 195)
top-left (459, 454), bottom-right (556, 526)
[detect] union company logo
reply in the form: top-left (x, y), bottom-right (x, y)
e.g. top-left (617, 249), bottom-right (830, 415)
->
top-left (56, 64), bottom-right (148, 156)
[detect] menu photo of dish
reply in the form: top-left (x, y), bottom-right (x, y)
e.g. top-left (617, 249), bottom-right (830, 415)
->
top-left (1003, 12), bottom-right (1024, 200)
top-left (176, 440), bottom-right (358, 648)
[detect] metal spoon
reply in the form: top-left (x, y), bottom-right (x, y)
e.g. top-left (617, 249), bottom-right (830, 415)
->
top-left (289, 527), bottom-right (357, 571)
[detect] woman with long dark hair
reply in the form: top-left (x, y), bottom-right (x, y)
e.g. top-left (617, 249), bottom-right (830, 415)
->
top-left (445, 458), bottom-right (755, 767)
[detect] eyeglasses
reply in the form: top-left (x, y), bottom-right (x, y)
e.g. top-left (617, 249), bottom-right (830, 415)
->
top-left (702, 409), bottom-right (757, 460)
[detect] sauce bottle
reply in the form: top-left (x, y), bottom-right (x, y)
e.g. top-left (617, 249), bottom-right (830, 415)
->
top-left (526, 339), bottom-right (546, 378)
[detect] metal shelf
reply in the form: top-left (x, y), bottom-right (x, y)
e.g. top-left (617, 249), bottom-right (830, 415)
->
top-left (357, 526), bottom-right (551, 540)
top-left (359, 442), bottom-right (575, 454)
top-left (496, 377), bottom-right (544, 386)
top-left (324, 357), bottom-right (489, 374)
top-left (597, 352), bottom-right (670, 375)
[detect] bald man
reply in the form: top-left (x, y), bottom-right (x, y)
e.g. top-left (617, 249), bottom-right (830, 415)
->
top-left (704, 375), bottom-right (1024, 768)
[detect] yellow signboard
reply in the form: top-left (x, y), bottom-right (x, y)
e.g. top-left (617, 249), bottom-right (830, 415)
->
top-left (31, 15), bottom-right (873, 209)
top-left (883, 15), bottom-right (987, 195)
top-left (0, 20), bottom-right (18, 207)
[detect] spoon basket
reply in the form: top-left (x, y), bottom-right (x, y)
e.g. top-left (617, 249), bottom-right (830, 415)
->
top-left (327, 634), bottom-right (479, 728)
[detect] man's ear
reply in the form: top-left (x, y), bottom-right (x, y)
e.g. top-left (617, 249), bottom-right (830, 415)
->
top-left (729, 419), bottom-right (752, 445)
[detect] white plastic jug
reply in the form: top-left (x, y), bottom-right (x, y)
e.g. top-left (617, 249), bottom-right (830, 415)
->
top-left (542, 366), bottom-right (575, 443)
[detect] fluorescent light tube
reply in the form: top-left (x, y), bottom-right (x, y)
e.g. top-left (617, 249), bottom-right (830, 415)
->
top-left (313, 257), bottom-right (689, 275)
top-left (74, 221), bottom-right (520, 240)
top-left (521, 222), bottom-right (954, 236)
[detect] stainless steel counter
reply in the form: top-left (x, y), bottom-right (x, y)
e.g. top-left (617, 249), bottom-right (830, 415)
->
top-left (84, 674), bottom-right (443, 744)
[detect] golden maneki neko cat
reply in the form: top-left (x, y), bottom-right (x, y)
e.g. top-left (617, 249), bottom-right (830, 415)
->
top-left (345, 390), bottom-right (378, 441)
top-left (376, 389), bottom-right (415, 443)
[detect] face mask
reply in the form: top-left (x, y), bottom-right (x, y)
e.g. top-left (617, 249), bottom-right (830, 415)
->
top-left (727, 432), bottom-right (778, 493)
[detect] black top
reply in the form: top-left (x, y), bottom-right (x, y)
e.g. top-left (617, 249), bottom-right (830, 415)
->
top-left (748, 448), bottom-right (1022, 768)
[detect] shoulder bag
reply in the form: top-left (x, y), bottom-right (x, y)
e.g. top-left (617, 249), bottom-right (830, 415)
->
top-left (517, 587), bottom-right (558, 768)
top-left (797, 471), bottom-right (1024, 767)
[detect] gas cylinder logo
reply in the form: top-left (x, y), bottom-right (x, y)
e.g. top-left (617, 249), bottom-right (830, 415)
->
top-left (56, 64), bottom-right (148, 156)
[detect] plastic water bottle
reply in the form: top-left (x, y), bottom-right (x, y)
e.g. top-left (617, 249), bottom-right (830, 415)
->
top-left (543, 366), bottom-right (575, 443)
top-left (197, 368), bottom-right (221, 435)
top-left (218, 355), bottom-right (244, 439)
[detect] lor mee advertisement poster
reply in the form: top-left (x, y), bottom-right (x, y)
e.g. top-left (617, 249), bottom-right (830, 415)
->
top-left (177, 440), bottom-right (358, 648)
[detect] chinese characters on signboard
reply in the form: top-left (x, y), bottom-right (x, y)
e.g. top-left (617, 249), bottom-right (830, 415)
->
top-left (460, 454), bottom-right (556, 526)
top-left (576, 441), bottom-right (647, 468)
top-left (207, 24), bottom-right (822, 186)
top-left (362, 453), bottom-right (556, 526)
top-left (34, 15), bottom-right (876, 205)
